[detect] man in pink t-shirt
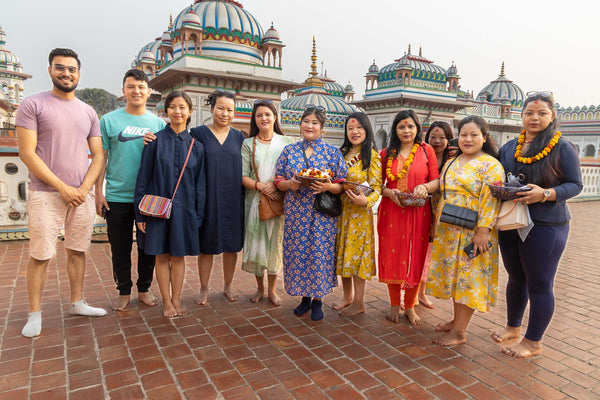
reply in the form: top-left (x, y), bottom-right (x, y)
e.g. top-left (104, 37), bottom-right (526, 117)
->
top-left (16, 48), bottom-right (107, 337)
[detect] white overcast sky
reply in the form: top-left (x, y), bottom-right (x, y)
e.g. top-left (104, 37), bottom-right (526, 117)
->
top-left (3, 0), bottom-right (599, 107)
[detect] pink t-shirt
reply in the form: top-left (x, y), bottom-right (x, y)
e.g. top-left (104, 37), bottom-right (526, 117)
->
top-left (15, 91), bottom-right (101, 191)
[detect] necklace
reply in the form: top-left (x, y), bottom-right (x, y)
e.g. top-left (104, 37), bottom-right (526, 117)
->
top-left (386, 144), bottom-right (419, 181)
top-left (257, 135), bottom-right (272, 142)
top-left (345, 153), bottom-right (361, 168)
top-left (514, 130), bottom-right (561, 164)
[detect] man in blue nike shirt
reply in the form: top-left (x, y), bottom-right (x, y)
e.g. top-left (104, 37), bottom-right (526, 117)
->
top-left (95, 69), bottom-right (165, 310)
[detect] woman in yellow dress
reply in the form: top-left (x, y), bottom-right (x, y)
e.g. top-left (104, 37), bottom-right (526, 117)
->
top-left (427, 115), bottom-right (504, 346)
top-left (333, 112), bottom-right (382, 316)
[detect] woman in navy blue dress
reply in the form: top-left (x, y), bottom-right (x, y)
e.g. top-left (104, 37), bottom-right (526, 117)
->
top-left (190, 90), bottom-right (245, 305)
top-left (135, 91), bottom-right (206, 317)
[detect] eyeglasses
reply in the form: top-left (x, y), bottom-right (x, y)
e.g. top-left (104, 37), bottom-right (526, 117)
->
top-left (52, 64), bottom-right (78, 74)
top-left (305, 104), bottom-right (326, 114)
top-left (526, 91), bottom-right (553, 99)
top-left (254, 99), bottom-right (274, 105)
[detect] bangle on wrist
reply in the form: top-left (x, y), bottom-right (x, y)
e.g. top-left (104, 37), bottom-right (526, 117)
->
top-left (254, 181), bottom-right (259, 191)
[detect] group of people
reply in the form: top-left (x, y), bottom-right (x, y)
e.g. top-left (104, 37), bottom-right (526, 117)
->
top-left (16, 48), bottom-right (582, 359)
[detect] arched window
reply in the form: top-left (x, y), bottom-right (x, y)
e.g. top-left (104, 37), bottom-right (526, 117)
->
top-left (584, 144), bottom-right (595, 157)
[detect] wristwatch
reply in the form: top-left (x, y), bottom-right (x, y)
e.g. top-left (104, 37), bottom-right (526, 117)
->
top-left (541, 189), bottom-right (551, 203)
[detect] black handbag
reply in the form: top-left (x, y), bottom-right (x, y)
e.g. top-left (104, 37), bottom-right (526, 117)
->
top-left (301, 142), bottom-right (342, 217)
top-left (439, 156), bottom-right (478, 229)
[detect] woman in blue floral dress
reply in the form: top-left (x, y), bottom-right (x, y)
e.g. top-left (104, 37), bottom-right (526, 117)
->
top-left (274, 107), bottom-right (347, 321)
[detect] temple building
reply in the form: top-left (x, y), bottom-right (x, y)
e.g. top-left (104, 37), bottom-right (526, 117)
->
top-left (130, 0), bottom-right (300, 134)
top-left (0, 26), bottom-right (31, 129)
top-left (355, 46), bottom-right (524, 149)
top-left (280, 37), bottom-right (357, 145)
top-left (557, 104), bottom-right (600, 159)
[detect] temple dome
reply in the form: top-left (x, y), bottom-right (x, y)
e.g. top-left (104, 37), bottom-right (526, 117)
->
top-left (477, 63), bottom-right (524, 107)
top-left (263, 23), bottom-right (280, 41)
top-left (0, 27), bottom-right (21, 72)
top-left (282, 88), bottom-right (357, 115)
top-left (379, 47), bottom-right (447, 84)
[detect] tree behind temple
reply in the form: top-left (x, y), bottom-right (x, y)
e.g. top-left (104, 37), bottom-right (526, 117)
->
top-left (75, 88), bottom-right (124, 118)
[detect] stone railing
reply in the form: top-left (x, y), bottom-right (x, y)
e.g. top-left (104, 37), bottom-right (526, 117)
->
top-left (576, 159), bottom-right (600, 200)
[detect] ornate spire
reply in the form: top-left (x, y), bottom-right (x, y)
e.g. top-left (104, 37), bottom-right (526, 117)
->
top-left (500, 61), bottom-right (505, 77)
top-left (304, 36), bottom-right (324, 88)
top-left (408, 44), bottom-right (411, 54)
top-left (419, 46), bottom-right (422, 57)
top-left (168, 14), bottom-right (173, 30)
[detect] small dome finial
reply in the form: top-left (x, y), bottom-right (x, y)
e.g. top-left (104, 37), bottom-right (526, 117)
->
top-left (168, 14), bottom-right (173, 30)
top-left (408, 44), bottom-right (411, 54)
top-left (310, 36), bottom-right (318, 78)
top-left (419, 46), bottom-right (422, 57)
top-left (500, 61), bottom-right (505, 76)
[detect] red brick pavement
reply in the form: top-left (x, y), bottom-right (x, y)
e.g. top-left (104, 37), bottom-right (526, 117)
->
top-left (0, 202), bottom-right (599, 399)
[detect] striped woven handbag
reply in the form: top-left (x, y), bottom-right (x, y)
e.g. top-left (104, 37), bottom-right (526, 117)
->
top-left (138, 139), bottom-right (195, 219)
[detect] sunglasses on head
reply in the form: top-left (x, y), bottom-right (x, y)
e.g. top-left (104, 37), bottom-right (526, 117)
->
top-left (305, 104), bottom-right (326, 114)
top-left (526, 91), bottom-right (554, 100)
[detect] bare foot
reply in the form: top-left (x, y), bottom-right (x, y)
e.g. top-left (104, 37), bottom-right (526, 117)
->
top-left (138, 291), bottom-right (159, 307)
top-left (433, 329), bottom-right (466, 346)
top-left (435, 320), bottom-right (453, 332)
top-left (172, 300), bottom-right (188, 316)
top-left (332, 297), bottom-right (352, 310)
top-left (162, 302), bottom-right (178, 318)
top-left (112, 295), bottom-right (130, 311)
top-left (502, 338), bottom-right (543, 358)
top-left (491, 326), bottom-right (520, 342)
top-left (339, 303), bottom-right (365, 317)
top-left (404, 307), bottom-right (422, 326)
top-left (194, 288), bottom-right (209, 306)
top-left (250, 289), bottom-right (264, 303)
top-left (268, 291), bottom-right (282, 307)
top-left (418, 294), bottom-right (435, 309)
top-left (385, 305), bottom-right (401, 323)
top-left (223, 287), bottom-right (239, 302)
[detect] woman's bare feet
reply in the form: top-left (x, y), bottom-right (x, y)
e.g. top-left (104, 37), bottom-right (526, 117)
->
top-left (223, 287), bottom-right (239, 302)
top-left (332, 297), bottom-right (353, 310)
top-left (434, 320), bottom-right (454, 332)
top-left (194, 288), bottom-right (209, 306)
top-left (268, 290), bottom-right (282, 306)
top-left (404, 307), bottom-right (422, 326)
top-left (433, 329), bottom-right (466, 346)
top-left (385, 305), bottom-right (401, 323)
top-left (418, 293), bottom-right (435, 309)
top-left (162, 302), bottom-right (178, 318)
top-left (250, 288), bottom-right (264, 303)
top-left (491, 326), bottom-right (520, 342)
top-left (138, 291), bottom-right (159, 307)
top-left (112, 295), bottom-right (130, 311)
top-left (340, 303), bottom-right (365, 317)
top-left (502, 338), bottom-right (542, 358)
top-left (172, 300), bottom-right (188, 316)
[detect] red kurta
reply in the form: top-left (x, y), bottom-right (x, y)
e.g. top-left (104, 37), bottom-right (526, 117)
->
top-left (377, 144), bottom-right (439, 287)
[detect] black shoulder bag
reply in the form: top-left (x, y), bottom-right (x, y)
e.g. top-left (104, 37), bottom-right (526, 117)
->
top-left (302, 143), bottom-right (342, 217)
top-left (439, 156), bottom-right (478, 229)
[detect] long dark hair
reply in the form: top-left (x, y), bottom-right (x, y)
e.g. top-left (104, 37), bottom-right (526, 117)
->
top-left (424, 121), bottom-right (453, 173)
top-left (456, 116), bottom-right (499, 158)
top-left (386, 110), bottom-right (422, 158)
top-left (519, 94), bottom-right (562, 187)
top-left (249, 101), bottom-right (283, 137)
top-left (340, 112), bottom-right (374, 170)
top-left (165, 91), bottom-right (193, 127)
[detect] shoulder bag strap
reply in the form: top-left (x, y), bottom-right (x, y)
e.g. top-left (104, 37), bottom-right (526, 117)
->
top-left (171, 138), bottom-right (195, 200)
top-left (301, 141), bottom-right (310, 169)
top-left (252, 137), bottom-right (260, 183)
top-left (442, 155), bottom-right (458, 201)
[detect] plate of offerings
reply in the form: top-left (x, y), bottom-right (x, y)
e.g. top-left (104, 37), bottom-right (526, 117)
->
top-left (341, 181), bottom-right (374, 196)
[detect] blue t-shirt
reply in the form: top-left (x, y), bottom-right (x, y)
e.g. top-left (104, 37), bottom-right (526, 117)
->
top-left (100, 108), bottom-right (166, 202)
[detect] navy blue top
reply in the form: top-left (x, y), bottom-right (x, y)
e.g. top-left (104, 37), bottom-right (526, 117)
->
top-left (500, 138), bottom-right (583, 224)
top-left (134, 125), bottom-right (206, 256)
top-left (190, 125), bottom-right (245, 254)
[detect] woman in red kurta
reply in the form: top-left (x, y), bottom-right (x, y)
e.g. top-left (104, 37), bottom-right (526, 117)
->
top-left (378, 110), bottom-right (439, 325)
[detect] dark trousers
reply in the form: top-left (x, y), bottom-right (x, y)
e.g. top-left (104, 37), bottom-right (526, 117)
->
top-left (106, 202), bottom-right (155, 295)
top-left (499, 223), bottom-right (569, 341)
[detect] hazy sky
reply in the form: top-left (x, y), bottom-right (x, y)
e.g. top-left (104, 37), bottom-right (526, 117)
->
top-left (3, 0), bottom-right (599, 107)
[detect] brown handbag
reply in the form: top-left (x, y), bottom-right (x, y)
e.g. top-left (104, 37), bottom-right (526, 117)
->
top-left (252, 137), bottom-right (284, 221)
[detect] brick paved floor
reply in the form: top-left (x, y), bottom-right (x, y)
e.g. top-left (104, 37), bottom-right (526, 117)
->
top-left (1, 202), bottom-right (599, 399)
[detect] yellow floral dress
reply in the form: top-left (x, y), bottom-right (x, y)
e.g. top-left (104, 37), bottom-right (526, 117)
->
top-left (427, 154), bottom-right (504, 312)
top-left (336, 149), bottom-right (382, 280)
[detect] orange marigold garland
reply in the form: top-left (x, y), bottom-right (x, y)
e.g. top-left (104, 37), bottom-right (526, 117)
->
top-left (514, 130), bottom-right (561, 164)
top-left (386, 144), bottom-right (419, 181)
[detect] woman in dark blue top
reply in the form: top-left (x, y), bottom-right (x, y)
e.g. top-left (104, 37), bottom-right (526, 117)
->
top-left (190, 90), bottom-right (245, 306)
top-left (491, 92), bottom-right (583, 357)
top-left (135, 91), bottom-right (206, 318)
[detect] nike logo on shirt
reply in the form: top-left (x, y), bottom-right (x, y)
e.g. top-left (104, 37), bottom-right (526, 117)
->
top-left (118, 132), bottom-right (145, 142)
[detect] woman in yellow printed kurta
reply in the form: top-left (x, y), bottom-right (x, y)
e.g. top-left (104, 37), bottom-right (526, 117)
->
top-left (333, 113), bottom-right (382, 316)
top-left (427, 116), bottom-right (504, 346)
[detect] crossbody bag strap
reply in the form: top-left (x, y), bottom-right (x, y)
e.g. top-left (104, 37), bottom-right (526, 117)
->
top-left (301, 141), bottom-right (310, 169)
top-left (252, 137), bottom-right (260, 183)
top-left (442, 155), bottom-right (458, 201)
top-left (171, 138), bottom-right (195, 201)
